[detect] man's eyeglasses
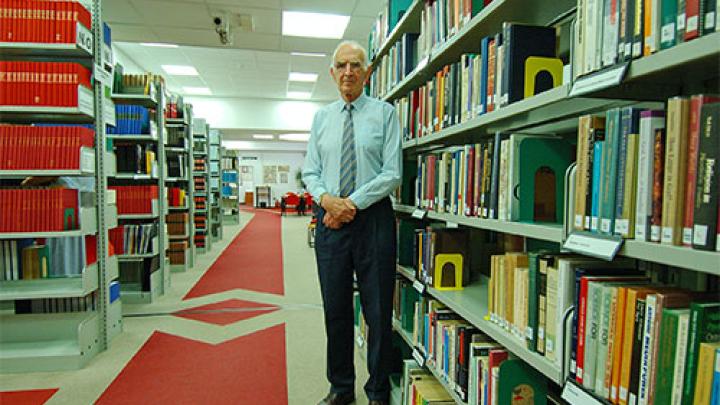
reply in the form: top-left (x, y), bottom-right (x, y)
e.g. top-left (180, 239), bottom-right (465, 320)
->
top-left (334, 61), bottom-right (363, 71)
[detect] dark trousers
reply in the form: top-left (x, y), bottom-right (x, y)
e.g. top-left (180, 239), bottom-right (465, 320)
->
top-left (314, 197), bottom-right (396, 401)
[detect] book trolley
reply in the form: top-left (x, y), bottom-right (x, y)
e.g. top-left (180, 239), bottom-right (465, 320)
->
top-left (366, 0), bottom-right (720, 403)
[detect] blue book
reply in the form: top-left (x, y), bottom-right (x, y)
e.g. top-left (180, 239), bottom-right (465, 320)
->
top-left (479, 37), bottom-right (490, 115)
top-left (614, 107), bottom-right (643, 236)
top-left (713, 347), bottom-right (720, 405)
top-left (599, 108), bottom-right (621, 235)
top-left (590, 140), bottom-right (605, 232)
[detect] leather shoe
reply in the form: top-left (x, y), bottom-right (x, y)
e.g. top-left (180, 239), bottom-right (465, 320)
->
top-left (368, 401), bottom-right (388, 405)
top-left (317, 391), bottom-right (355, 405)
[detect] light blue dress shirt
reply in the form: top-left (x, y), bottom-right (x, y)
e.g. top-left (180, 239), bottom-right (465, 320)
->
top-left (302, 93), bottom-right (402, 210)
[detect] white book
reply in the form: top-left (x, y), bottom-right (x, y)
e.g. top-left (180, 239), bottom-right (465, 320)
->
top-left (584, 0), bottom-right (599, 73)
top-left (469, 355), bottom-right (479, 405)
top-left (637, 294), bottom-right (658, 405)
top-left (594, 284), bottom-right (615, 397)
top-left (495, 44), bottom-right (504, 108)
top-left (635, 112), bottom-right (665, 240)
top-left (497, 140), bottom-right (510, 221)
top-left (491, 366), bottom-right (500, 405)
top-left (671, 311), bottom-right (691, 404)
top-left (10, 240), bottom-right (17, 281)
top-left (583, 281), bottom-right (603, 389)
top-left (574, 0), bottom-right (586, 78)
top-left (602, 0), bottom-right (620, 67)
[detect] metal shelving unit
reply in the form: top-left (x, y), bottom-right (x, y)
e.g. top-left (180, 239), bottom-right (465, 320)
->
top-left (221, 149), bottom-right (240, 225)
top-left (209, 130), bottom-right (224, 241)
top-left (192, 118), bottom-right (212, 254)
top-left (0, 0), bottom-right (116, 372)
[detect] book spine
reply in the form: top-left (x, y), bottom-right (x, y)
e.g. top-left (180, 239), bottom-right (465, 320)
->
top-left (595, 286), bottom-right (614, 397)
top-left (615, 109), bottom-right (631, 237)
top-left (671, 312), bottom-right (690, 404)
top-left (637, 295), bottom-right (657, 405)
top-left (653, 310), bottom-right (679, 405)
top-left (712, 348), bottom-right (720, 405)
top-left (661, 97), bottom-right (690, 245)
top-left (527, 252), bottom-right (539, 352)
top-left (591, 140), bottom-right (605, 232)
top-left (703, 0), bottom-right (717, 33)
top-left (628, 299), bottom-right (647, 405)
top-left (632, 0), bottom-right (644, 57)
top-left (650, 128), bottom-right (666, 242)
top-left (575, 115), bottom-right (591, 230)
top-left (692, 102), bottom-right (720, 250)
top-left (660, 0), bottom-right (679, 48)
top-left (636, 111), bottom-right (666, 240)
top-left (601, 108), bottom-right (621, 235)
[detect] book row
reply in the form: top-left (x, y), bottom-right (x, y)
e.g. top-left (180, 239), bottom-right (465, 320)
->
top-left (13, 293), bottom-right (98, 315)
top-left (0, 125), bottom-right (94, 170)
top-left (0, 0), bottom-right (92, 44)
top-left (167, 154), bottom-right (187, 178)
top-left (0, 188), bottom-right (79, 232)
top-left (411, 132), bottom-right (572, 223)
top-left (168, 187), bottom-right (187, 208)
top-left (386, 23), bottom-right (561, 141)
top-left (574, 0), bottom-right (720, 78)
top-left (168, 241), bottom-right (189, 265)
top-left (109, 224), bottom-right (157, 256)
top-left (0, 61), bottom-right (92, 107)
top-left (193, 234), bottom-right (206, 248)
top-left (165, 93), bottom-right (186, 119)
top-left (117, 255), bottom-right (159, 292)
top-left (113, 72), bottom-right (162, 97)
top-left (108, 185), bottom-right (158, 215)
top-left (114, 142), bottom-right (156, 175)
top-left (0, 236), bottom-right (95, 281)
top-left (106, 105), bottom-right (152, 135)
top-left (166, 213), bottom-right (188, 237)
top-left (573, 99), bottom-right (720, 251)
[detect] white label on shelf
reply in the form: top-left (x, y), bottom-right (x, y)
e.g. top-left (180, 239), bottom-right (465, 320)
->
top-left (693, 224), bottom-right (708, 245)
top-left (707, 12), bottom-right (717, 29)
top-left (94, 64), bottom-right (112, 87)
top-left (562, 380), bottom-right (604, 405)
top-left (546, 338), bottom-right (554, 352)
top-left (574, 215), bottom-right (584, 228)
top-left (76, 23), bottom-right (93, 55)
top-left (446, 221), bottom-right (458, 228)
top-left (600, 218), bottom-right (611, 233)
top-left (570, 359), bottom-right (576, 373)
top-left (570, 62), bottom-right (628, 97)
top-left (678, 14), bottom-right (686, 30)
top-left (625, 43), bottom-right (632, 57)
top-left (687, 15), bottom-right (699, 32)
top-left (661, 227), bottom-right (674, 243)
top-left (80, 148), bottom-right (95, 172)
top-left (615, 219), bottom-right (629, 236)
top-left (416, 56), bottom-right (429, 72)
top-left (102, 44), bottom-right (114, 69)
top-left (538, 326), bottom-right (544, 339)
top-left (611, 387), bottom-right (618, 401)
top-left (661, 23), bottom-right (675, 43)
top-left (413, 279), bottom-right (425, 294)
top-left (651, 225), bottom-right (661, 241)
top-left (526, 327), bottom-right (533, 340)
top-left (77, 87), bottom-right (94, 116)
top-left (411, 208), bottom-right (427, 219)
top-left (620, 387), bottom-right (628, 401)
top-left (563, 231), bottom-right (624, 261)
top-left (356, 335), bottom-right (364, 347)
top-left (591, 217), bottom-right (599, 231)
top-left (683, 228), bottom-right (693, 245)
top-left (632, 42), bottom-right (642, 57)
top-left (412, 348), bottom-right (425, 367)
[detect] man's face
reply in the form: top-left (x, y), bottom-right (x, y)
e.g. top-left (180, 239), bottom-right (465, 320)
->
top-left (331, 45), bottom-right (367, 101)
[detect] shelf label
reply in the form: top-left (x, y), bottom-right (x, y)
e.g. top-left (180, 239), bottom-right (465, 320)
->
top-left (412, 348), bottom-right (425, 367)
top-left (76, 23), bottom-right (93, 55)
top-left (446, 221), bottom-right (459, 228)
top-left (562, 379), bottom-right (604, 405)
top-left (80, 148), bottom-right (95, 172)
top-left (78, 87), bottom-right (95, 117)
top-left (569, 62), bottom-right (629, 97)
top-left (411, 208), bottom-right (428, 219)
top-left (563, 231), bottom-right (624, 261)
top-left (416, 56), bottom-right (429, 72)
top-left (103, 100), bottom-right (116, 127)
top-left (356, 335), bottom-right (364, 348)
top-left (102, 44), bottom-right (114, 69)
top-left (413, 279), bottom-right (426, 294)
top-left (94, 64), bottom-right (113, 87)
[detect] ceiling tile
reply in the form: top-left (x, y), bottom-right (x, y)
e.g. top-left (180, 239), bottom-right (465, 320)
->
top-left (206, 0), bottom-right (282, 8)
top-left (287, 82), bottom-right (315, 93)
top-left (108, 24), bottom-right (161, 42)
top-left (352, 0), bottom-right (384, 18)
top-left (102, 0), bottom-right (143, 24)
top-left (343, 16), bottom-right (376, 40)
top-left (281, 0), bottom-right (355, 15)
top-left (231, 33), bottom-right (282, 51)
top-left (130, 1), bottom-right (211, 30)
top-left (151, 27), bottom-right (222, 47)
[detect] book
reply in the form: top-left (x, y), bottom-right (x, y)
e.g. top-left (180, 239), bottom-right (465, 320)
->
top-left (635, 110), bottom-right (666, 241)
top-left (692, 102), bottom-right (720, 250)
top-left (650, 128), bottom-right (666, 242)
top-left (652, 308), bottom-right (690, 405)
top-left (711, 347), bottom-right (720, 405)
top-left (661, 97), bottom-right (691, 245)
top-left (683, 302), bottom-right (720, 404)
top-left (497, 359), bottom-right (547, 405)
top-left (600, 108), bottom-right (622, 235)
top-left (694, 342), bottom-right (720, 405)
top-left (619, 133), bottom-right (640, 238)
top-left (500, 23), bottom-right (557, 106)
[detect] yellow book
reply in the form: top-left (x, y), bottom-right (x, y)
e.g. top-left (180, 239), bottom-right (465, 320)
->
top-left (661, 97), bottom-right (691, 245)
top-left (694, 342), bottom-right (720, 405)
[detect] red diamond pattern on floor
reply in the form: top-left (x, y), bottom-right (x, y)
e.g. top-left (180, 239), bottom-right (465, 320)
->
top-left (0, 388), bottom-right (59, 404)
top-left (173, 298), bottom-right (279, 326)
top-left (96, 324), bottom-right (288, 405)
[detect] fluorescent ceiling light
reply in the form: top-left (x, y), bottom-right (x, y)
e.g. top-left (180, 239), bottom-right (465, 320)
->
top-left (282, 11), bottom-right (350, 39)
top-left (253, 134), bottom-right (275, 140)
top-left (289, 72), bottom-right (318, 82)
top-left (183, 87), bottom-right (212, 95)
top-left (162, 65), bottom-right (199, 76)
top-left (141, 42), bottom-right (178, 48)
top-left (291, 52), bottom-right (327, 57)
top-left (287, 91), bottom-right (312, 100)
top-left (279, 133), bottom-right (310, 142)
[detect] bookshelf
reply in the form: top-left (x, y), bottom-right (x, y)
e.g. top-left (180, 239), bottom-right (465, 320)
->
top-left (209, 130), bottom-right (224, 241)
top-left (222, 149), bottom-right (241, 225)
top-left (165, 102), bottom-right (195, 273)
top-left (193, 118), bottom-right (212, 254)
top-left (379, 0), bottom-right (720, 402)
top-left (0, 0), bottom-right (118, 372)
top-left (109, 82), bottom-right (168, 304)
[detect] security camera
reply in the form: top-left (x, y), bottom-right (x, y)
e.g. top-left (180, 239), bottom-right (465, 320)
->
top-left (212, 15), bottom-right (232, 45)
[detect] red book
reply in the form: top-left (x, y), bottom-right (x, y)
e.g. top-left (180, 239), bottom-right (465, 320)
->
top-left (650, 128), bottom-right (666, 242)
top-left (685, 0), bottom-right (701, 40)
top-left (683, 95), bottom-right (720, 245)
top-left (487, 38), bottom-right (496, 113)
top-left (487, 348), bottom-right (508, 405)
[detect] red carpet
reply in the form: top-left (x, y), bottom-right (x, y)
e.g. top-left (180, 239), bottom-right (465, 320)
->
top-left (174, 299), bottom-right (279, 326)
top-left (96, 324), bottom-right (288, 405)
top-left (184, 210), bottom-right (284, 299)
top-left (0, 389), bottom-right (58, 404)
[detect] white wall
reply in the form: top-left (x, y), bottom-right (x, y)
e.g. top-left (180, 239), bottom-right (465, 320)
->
top-left (234, 150), bottom-right (307, 205)
top-left (113, 45), bottom-right (145, 73)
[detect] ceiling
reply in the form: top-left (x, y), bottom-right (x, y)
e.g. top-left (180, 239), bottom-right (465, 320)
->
top-left (104, 0), bottom-right (383, 103)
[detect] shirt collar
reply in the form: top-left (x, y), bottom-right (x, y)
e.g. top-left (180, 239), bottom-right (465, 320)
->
top-left (337, 93), bottom-right (368, 113)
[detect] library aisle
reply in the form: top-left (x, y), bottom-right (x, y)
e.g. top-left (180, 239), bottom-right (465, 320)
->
top-left (0, 210), bottom-right (370, 405)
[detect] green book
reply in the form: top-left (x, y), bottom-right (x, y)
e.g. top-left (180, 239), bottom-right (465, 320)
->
top-left (653, 308), bottom-right (689, 405)
top-left (660, 0), bottom-right (679, 49)
top-left (497, 358), bottom-right (547, 405)
top-left (527, 251), bottom-right (541, 351)
top-left (683, 302), bottom-right (720, 404)
top-left (600, 107), bottom-right (622, 235)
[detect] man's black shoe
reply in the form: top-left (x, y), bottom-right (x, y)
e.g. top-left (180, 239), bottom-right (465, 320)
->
top-left (317, 391), bottom-right (355, 405)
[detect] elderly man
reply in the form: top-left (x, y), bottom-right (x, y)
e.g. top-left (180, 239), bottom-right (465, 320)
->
top-left (302, 40), bottom-right (402, 405)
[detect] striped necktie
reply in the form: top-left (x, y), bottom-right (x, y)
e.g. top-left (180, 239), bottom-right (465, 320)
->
top-left (339, 104), bottom-right (356, 197)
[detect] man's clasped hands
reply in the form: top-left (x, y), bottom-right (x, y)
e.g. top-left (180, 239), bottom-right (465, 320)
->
top-left (320, 194), bottom-right (357, 230)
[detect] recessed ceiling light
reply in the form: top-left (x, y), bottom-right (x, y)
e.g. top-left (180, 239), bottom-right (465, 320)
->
top-left (291, 52), bottom-right (327, 57)
top-left (141, 43), bottom-right (179, 48)
top-left (162, 65), bottom-right (199, 76)
top-left (282, 11), bottom-right (350, 39)
top-left (253, 134), bottom-right (275, 140)
top-left (289, 72), bottom-right (318, 82)
top-left (287, 91), bottom-right (312, 100)
top-left (279, 133), bottom-right (310, 142)
top-left (183, 87), bottom-right (212, 95)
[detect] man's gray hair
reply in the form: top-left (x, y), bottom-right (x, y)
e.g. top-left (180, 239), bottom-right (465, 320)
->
top-left (331, 40), bottom-right (369, 68)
